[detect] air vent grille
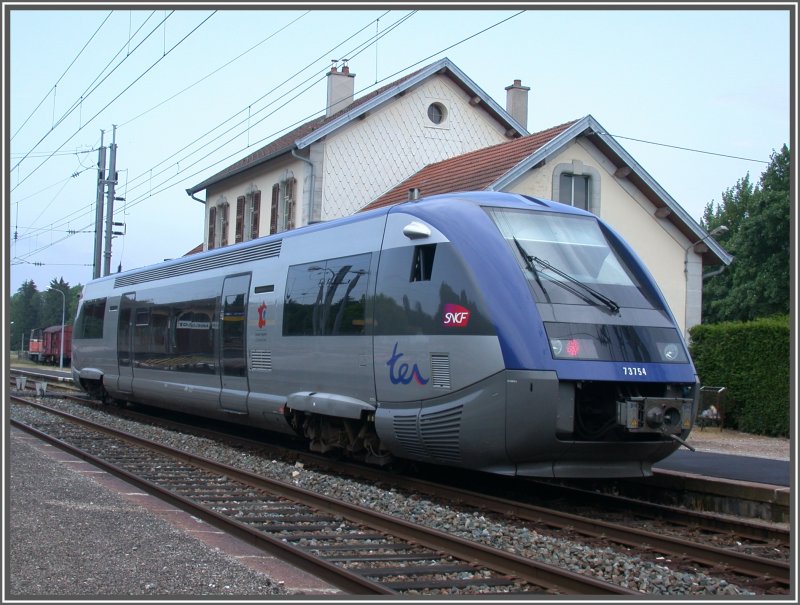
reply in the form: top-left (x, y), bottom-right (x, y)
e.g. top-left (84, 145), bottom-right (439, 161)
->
top-left (430, 354), bottom-right (451, 389)
top-left (249, 350), bottom-right (272, 372)
top-left (114, 240), bottom-right (282, 288)
top-left (393, 414), bottom-right (427, 457)
top-left (420, 404), bottom-right (462, 462)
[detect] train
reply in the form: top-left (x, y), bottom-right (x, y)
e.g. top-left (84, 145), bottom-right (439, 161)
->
top-left (71, 191), bottom-right (699, 478)
top-left (27, 329), bottom-right (43, 362)
top-left (28, 325), bottom-right (72, 365)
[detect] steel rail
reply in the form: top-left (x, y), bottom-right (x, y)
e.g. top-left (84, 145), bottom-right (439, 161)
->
top-left (32, 392), bottom-right (789, 585)
top-left (11, 397), bottom-right (638, 596)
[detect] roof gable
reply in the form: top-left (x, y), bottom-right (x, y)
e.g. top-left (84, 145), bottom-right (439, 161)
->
top-left (361, 120), bottom-right (578, 211)
top-left (186, 57), bottom-right (528, 196)
top-left (362, 114), bottom-right (731, 266)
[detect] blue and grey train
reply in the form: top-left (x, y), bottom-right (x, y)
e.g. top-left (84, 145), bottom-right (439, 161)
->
top-left (71, 191), bottom-right (698, 478)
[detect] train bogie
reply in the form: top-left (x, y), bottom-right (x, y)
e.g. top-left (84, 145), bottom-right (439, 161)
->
top-left (72, 191), bottom-right (699, 478)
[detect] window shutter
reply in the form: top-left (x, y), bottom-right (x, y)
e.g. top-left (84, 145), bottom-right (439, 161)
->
top-left (208, 206), bottom-right (216, 250)
top-left (270, 184), bottom-right (280, 235)
top-left (250, 191), bottom-right (261, 240)
top-left (286, 178), bottom-right (296, 230)
top-left (235, 196), bottom-right (245, 243)
top-left (221, 203), bottom-right (229, 246)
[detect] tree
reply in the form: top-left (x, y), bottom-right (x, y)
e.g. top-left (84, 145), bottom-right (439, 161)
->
top-left (702, 145), bottom-right (790, 323)
top-left (10, 280), bottom-right (41, 352)
top-left (41, 278), bottom-right (70, 328)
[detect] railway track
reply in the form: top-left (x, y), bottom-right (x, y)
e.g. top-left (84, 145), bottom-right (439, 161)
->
top-left (10, 396), bottom-right (637, 596)
top-left (9, 368), bottom-right (79, 396)
top-left (9, 393), bottom-right (790, 595)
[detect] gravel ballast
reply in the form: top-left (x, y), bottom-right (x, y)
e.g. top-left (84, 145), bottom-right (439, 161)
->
top-left (8, 430), bottom-right (288, 598)
top-left (10, 399), bottom-right (758, 597)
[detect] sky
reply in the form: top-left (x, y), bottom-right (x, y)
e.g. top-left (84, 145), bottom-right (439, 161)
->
top-left (4, 3), bottom-right (794, 297)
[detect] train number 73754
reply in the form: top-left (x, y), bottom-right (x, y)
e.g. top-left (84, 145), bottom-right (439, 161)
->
top-left (622, 366), bottom-right (647, 376)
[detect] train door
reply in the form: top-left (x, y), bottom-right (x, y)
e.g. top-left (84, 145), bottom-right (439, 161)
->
top-left (219, 273), bottom-right (251, 414)
top-left (117, 293), bottom-right (135, 393)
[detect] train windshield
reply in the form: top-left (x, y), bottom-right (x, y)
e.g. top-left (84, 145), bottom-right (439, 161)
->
top-left (486, 207), bottom-right (660, 310)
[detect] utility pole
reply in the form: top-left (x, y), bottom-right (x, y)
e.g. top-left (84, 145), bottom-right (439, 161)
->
top-left (103, 125), bottom-right (118, 276)
top-left (93, 130), bottom-right (106, 279)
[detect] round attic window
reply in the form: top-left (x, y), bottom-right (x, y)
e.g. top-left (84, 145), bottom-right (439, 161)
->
top-left (427, 102), bottom-right (446, 125)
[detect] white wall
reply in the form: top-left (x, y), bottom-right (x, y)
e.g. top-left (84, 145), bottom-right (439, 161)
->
top-left (320, 74), bottom-right (511, 220)
top-left (204, 155), bottom-right (306, 250)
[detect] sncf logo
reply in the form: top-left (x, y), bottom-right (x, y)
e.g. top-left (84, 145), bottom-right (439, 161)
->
top-left (442, 303), bottom-right (470, 328)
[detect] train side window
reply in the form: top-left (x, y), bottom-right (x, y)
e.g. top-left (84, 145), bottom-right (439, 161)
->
top-left (325, 254), bottom-right (370, 335)
top-left (75, 298), bottom-right (106, 339)
top-left (284, 253), bottom-right (371, 336)
top-left (410, 244), bottom-right (436, 282)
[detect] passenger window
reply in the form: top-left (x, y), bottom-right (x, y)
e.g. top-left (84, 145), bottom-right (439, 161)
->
top-left (75, 298), bottom-right (106, 339)
top-left (284, 253), bottom-right (371, 336)
top-left (410, 244), bottom-right (436, 282)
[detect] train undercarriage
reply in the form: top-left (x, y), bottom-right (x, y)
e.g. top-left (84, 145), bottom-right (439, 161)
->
top-left (288, 410), bottom-right (395, 466)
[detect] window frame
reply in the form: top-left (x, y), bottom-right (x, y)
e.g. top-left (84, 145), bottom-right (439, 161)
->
top-left (552, 161), bottom-right (601, 215)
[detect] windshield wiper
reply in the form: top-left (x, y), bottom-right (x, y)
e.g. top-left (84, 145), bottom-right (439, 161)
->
top-left (513, 238), bottom-right (551, 303)
top-left (531, 255), bottom-right (620, 314)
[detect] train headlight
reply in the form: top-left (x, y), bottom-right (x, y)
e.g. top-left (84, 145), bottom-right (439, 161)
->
top-left (549, 338), bottom-right (599, 360)
top-left (657, 341), bottom-right (687, 363)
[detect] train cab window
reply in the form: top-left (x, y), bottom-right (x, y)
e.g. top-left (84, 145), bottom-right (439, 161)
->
top-left (284, 253), bottom-right (371, 336)
top-left (374, 244), bottom-right (494, 336)
top-left (410, 244), bottom-right (436, 282)
top-left (75, 298), bottom-right (106, 339)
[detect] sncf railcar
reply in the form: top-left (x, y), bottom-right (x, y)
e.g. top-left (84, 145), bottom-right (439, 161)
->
top-left (72, 191), bottom-right (699, 478)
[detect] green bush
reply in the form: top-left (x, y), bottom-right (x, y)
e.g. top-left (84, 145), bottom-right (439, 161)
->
top-left (689, 316), bottom-right (790, 437)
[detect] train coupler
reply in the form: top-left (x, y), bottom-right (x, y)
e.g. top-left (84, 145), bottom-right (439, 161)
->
top-left (617, 397), bottom-right (694, 435)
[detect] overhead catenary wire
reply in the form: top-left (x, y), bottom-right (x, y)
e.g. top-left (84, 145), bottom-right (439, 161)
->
top-left (121, 10), bottom-right (415, 202)
top-left (11, 10), bottom-right (113, 142)
top-left (10, 11), bottom-right (398, 260)
top-left (120, 7), bottom-right (520, 209)
top-left (11, 10), bottom-right (215, 192)
top-left (596, 132), bottom-right (770, 165)
top-left (12, 8), bottom-right (401, 237)
top-left (10, 10), bottom-right (772, 270)
top-left (119, 10), bottom-right (312, 128)
top-left (122, 10), bottom-right (399, 194)
top-left (11, 11), bottom-right (163, 174)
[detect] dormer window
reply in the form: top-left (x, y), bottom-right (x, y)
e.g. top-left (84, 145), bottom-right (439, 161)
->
top-left (553, 160), bottom-right (601, 215)
top-left (558, 173), bottom-right (590, 211)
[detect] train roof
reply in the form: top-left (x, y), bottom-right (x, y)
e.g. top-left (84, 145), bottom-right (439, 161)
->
top-left (85, 191), bottom-right (588, 292)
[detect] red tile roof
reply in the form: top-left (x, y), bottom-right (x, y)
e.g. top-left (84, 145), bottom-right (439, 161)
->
top-left (361, 120), bottom-right (578, 211)
top-left (183, 243), bottom-right (204, 256)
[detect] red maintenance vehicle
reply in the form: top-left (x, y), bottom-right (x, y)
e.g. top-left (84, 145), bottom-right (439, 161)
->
top-left (27, 328), bottom-right (43, 363)
top-left (31, 325), bottom-right (72, 365)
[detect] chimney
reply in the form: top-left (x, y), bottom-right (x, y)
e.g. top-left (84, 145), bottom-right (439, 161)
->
top-left (505, 79), bottom-right (530, 130)
top-left (326, 60), bottom-right (356, 117)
